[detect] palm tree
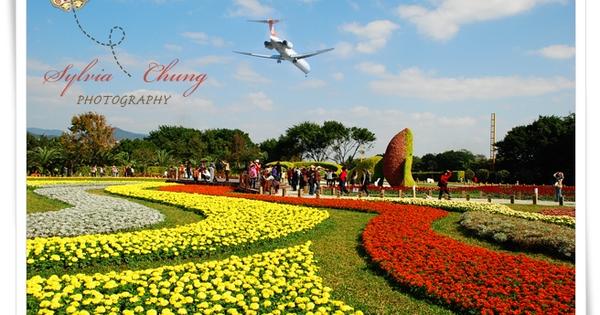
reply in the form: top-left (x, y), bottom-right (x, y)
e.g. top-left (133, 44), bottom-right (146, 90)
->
top-left (155, 149), bottom-right (173, 167)
top-left (28, 146), bottom-right (62, 175)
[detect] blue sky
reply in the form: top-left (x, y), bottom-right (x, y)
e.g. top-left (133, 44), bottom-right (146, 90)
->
top-left (27, 0), bottom-right (575, 157)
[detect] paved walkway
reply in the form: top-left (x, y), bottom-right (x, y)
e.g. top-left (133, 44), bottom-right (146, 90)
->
top-left (255, 188), bottom-right (575, 207)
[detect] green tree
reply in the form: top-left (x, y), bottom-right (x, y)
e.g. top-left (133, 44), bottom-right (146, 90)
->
top-left (476, 169), bottom-right (490, 183)
top-left (329, 123), bottom-right (376, 165)
top-left (285, 122), bottom-right (332, 162)
top-left (495, 114), bottom-right (575, 185)
top-left (60, 112), bottom-right (116, 171)
top-left (146, 126), bottom-right (206, 162)
top-left (155, 149), bottom-right (173, 166)
top-left (27, 146), bottom-right (62, 175)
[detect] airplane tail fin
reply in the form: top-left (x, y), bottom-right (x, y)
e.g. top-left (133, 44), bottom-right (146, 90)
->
top-left (248, 19), bottom-right (280, 36)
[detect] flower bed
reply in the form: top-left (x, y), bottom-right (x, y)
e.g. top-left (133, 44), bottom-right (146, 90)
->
top-left (27, 242), bottom-right (362, 315)
top-left (27, 183), bottom-right (328, 274)
top-left (160, 185), bottom-right (575, 314)
top-left (541, 207), bottom-right (576, 217)
top-left (362, 206), bottom-right (575, 314)
top-left (459, 211), bottom-right (575, 260)
top-left (27, 185), bottom-right (165, 238)
top-left (385, 198), bottom-right (575, 227)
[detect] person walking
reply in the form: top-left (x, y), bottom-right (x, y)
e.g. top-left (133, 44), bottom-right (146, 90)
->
top-left (360, 170), bottom-right (371, 197)
top-left (438, 170), bottom-right (452, 200)
top-left (339, 166), bottom-right (349, 195)
top-left (553, 171), bottom-right (564, 202)
top-left (249, 162), bottom-right (258, 189)
top-left (222, 160), bottom-right (230, 182)
top-left (326, 170), bottom-right (334, 187)
top-left (209, 163), bottom-right (216, 182)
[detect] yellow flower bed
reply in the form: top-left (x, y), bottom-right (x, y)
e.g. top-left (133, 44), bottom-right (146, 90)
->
top-left (384, 198), bottom-right (575, 227)
top-left (28, 242), bottom-right (362, 315)
top-left (27, 183), bottom-right (329, 273)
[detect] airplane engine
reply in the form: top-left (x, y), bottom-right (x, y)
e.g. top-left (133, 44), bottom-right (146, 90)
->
top-left (282, 40), bottom-right (293, 48)
top-left (264, 41), bottom-right (273, 49)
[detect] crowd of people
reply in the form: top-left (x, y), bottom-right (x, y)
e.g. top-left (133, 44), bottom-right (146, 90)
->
top-left (76, 165), bottom-right (133, 177)
top-left (236, 161), bottom-right (375, 197)
top-left (173, 160), bottom-right (231, 183)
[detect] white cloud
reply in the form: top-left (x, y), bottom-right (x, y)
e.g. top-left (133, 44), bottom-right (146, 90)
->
top-left (164, 43), bottom-right (183, 52)
top-left (246, 91), bottom-right (273, 111)
top-left (534, 44), bottom-right (575, 59)
top-left (332, 72), bottom-right (345, 81)
top-left (28, 75), bottom-right (85, 104)
top-left (355, 62), bottom-right (387, 76)
top-left (229, 0), bottom-right (273, 17)
top-left (28, 59), bottom-right (52, 72)
top-left (333, 41), bottom-right (354, 57)
top-left (181, 32), bottom-right (227, 47)
top-left (347, 0), bottom-right (359, 11)
top-left (233, 63), bottom-right (270, 84)
top-left (305, 106), bottom-right (483, 154)
top-left (397, 0), bottom-right (565, 41)
top-left (187, 55), bottom-right (231, 67)
top-left (340, 20), bottom-right (399, 54)
top-left (368, 67), bottom-right (574, 101)
top-left (296, 79), bottom-right (327, 89)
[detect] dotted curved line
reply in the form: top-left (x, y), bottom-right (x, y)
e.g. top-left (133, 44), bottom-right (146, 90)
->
top-left (70, 1), bottom-right (132, 77)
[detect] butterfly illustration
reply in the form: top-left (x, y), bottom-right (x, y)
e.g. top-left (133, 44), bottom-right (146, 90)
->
top-left (51, 0), bottom-right (88, 12)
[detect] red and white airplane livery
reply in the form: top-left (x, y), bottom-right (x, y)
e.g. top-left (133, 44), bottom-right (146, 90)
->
top-left (234, 19), bottom-right (334, 76)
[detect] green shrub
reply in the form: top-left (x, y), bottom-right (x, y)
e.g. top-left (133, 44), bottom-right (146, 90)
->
top-left (459, 211), bottom-right (575, 261)
top-left (146, 166), bottom-right (168, 176)
top-left (453, 170), bottom-right (465, 182)
top-left (465, 169), bottom-right (475, 182)
top-left (350, 156), bottom-right (383, 180)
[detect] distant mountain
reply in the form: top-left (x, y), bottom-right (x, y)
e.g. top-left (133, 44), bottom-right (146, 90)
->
top-left (27, 127), bottom-right (148, 140)
top-left (113, 128), bottom-right (147, 140)
top-left (26, 127), bottom-right (63, 137)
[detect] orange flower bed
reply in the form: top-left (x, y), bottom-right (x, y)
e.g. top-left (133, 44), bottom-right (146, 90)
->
top-left (159, 184), bottom-right (575, 314)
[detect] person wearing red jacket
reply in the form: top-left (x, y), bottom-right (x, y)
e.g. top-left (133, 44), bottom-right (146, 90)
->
top-left (339, 166), bottom-right (349, 195)
top-left (438, 170), bottom-right (452, 200)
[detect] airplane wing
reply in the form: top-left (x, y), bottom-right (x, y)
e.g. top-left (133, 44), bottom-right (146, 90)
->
top-left (294, 48), bottom-right (335, 60)
top-left (233, 51), bottom-right (281, 60)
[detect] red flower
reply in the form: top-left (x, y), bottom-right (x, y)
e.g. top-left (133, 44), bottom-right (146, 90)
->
top-left (159, 184), bottom-right (576, 314)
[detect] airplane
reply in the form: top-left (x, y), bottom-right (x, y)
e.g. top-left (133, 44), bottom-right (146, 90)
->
top-left (234, 19), bottom-right (334, 77)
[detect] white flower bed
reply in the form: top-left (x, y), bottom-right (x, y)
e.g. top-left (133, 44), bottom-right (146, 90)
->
top-left (27, 185), bottom-right (165, 238)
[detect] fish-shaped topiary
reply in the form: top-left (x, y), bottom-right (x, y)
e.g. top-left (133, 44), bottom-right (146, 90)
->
top-left (383, 128), bottom-right (416, 187)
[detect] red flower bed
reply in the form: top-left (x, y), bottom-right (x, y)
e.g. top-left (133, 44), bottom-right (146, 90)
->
top-left (540, 207), bottom-right (576, 218)
top-left (159, 185), bottom-right (576, 314)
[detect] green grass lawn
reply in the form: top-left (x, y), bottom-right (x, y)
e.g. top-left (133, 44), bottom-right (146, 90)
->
top-left (26, 188), bottom-right (71, 213)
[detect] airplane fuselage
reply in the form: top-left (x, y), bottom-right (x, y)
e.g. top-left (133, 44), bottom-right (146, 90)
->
top-left (267, 35), bottom-right (311, 75)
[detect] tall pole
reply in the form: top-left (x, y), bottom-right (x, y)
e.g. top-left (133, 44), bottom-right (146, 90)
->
top-left (490, 113), bottom-right (496, 170)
